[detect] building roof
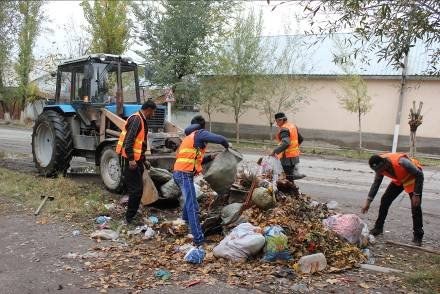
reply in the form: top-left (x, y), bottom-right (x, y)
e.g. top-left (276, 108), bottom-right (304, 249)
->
top-left (222, 33), bottom-right (440, 78)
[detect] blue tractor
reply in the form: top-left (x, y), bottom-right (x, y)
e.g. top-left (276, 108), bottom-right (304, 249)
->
top-left (31, 54), bottom-right (181, 192)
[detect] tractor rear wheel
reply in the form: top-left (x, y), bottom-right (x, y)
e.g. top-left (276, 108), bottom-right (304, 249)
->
top-left (32, 110), bottom-right (73, 177)
top-left (100, 145), bottom-right (124, 193)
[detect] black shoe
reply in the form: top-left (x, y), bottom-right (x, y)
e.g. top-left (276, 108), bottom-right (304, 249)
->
top-left (292, 173), bottom-right (306, 180)
top-left (412, 237), bottom-right (422, 247)
top-left (370, 227), bottom-right (383, 236)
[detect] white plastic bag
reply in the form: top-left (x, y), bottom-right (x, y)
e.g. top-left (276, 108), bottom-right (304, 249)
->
top-left (323, 214), bottom-right (368, 245)
top-left (90, 229), bottom-right (119, 240)
top-left (213, 223), bottom-right (265, 261)
top-left (258, 156), bottom-right (283, 182)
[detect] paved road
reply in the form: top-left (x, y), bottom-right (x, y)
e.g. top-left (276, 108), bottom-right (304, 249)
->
top-left (1, 125), bottom-right (439, 244)
top-left (0, 126), bottom-right (32, 154)
top-left (1, 124), bottom-right (439, 294)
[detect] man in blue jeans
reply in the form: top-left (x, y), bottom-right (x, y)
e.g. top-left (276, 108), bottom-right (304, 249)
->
top-left (173, 115), bottom-right (229, 247)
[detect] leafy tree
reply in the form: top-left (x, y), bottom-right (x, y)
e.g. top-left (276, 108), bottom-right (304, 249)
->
top-left (0, 1), bottom-right (19, 97)
top-left (255, 34), bottom-right (309, 141)
top-left (62, 16), bottom-right (91, 58)
top-left (335, 40), bottom-right (372, 150)
top-left (15, 0), bottom-right (45, 110)
top-left (338, 74), bottom-right (372, 150)
top-left (173, 76), bottom-right (200, 109)
top-left (199, 76), bottom-right (225, 132)
top-left (81, 0), bottom-right (131, 54)
top-left (213, 10), bottom-right (266, 143)
top-left (270, 0), bottom-right (440, 72)
top-left (131, 0), bottom-right (237, 88)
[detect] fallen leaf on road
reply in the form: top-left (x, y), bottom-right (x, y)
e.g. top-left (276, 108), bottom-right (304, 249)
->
top-left (326, 278), bottom-right (338, 284)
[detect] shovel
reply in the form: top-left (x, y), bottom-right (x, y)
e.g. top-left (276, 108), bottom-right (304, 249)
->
top-left (34, 195), bottom-right (54, 216)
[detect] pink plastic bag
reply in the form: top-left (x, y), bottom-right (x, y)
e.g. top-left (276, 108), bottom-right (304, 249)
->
top-left (323, 214), bottom-right (367, 244)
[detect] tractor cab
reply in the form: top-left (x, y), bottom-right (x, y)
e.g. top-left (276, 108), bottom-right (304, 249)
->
top-left (55, 54), bottom-right (140, 106)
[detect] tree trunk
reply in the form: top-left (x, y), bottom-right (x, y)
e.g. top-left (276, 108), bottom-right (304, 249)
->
top-left (269, 122), bottom-right (273, 141)
top-left (235, 117), bottom-right (240, 144)
top-left (410, 131), bottom-right (416, 158)
top-left (208, 112), bottom-right (212, 132)
top-left (358, 108), bottom-right (362, 152)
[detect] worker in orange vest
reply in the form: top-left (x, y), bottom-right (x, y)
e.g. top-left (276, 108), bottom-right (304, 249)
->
top-left (173, 115), bottom-right (229, 248)
top-left (116, 100), bottom-right (157, 224)
top-left (270, 112), bottom-right (305, 196)
top-left (362, 153), bottom-right (424, 246)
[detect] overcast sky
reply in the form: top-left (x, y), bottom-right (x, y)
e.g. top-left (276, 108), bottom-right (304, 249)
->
top-left (34, 1), bottom-right (313, 62)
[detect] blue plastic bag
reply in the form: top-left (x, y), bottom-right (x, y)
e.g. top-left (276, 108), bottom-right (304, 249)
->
top-left (184, 247), bottom-right (206, 264)
top-left (262, 225), bottom-right (292, 262)
top-left (154, 269), bottom-right (171, 280)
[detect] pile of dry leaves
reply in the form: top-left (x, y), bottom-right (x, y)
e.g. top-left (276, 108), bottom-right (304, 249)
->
top-left (241, 195), bottom-right (365, 268)
top-left (81, 160), bottom-right (367, 292)
top-left (82, 195), bottom-right (365, 292)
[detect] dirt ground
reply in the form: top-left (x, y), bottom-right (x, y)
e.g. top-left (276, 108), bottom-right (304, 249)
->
top-left (0, 125), bottom-right (439, 293)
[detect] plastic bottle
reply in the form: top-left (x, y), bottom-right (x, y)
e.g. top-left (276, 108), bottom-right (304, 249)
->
top-left (362, 248), bottom-right (375, 265)
top-left (298, 253), bottom-right (327, 273)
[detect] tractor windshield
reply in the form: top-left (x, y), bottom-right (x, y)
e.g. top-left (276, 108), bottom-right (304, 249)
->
top-left (91, 63), bottom-right (138, 104)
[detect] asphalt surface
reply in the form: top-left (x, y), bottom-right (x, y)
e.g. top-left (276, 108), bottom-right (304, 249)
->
top-left (0, 124), bottom-right (439, 293)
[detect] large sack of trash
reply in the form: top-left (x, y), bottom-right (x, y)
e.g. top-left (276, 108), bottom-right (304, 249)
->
top-left (252, 187), bottom-right (276, 210)
top-left (149, 167), bottom-right (172, 186)
top-left (204, 149), bottom-right (243, 196)
top-left (262, 225), bottom-right (292, 262)
top-left (221, 203), bottom-right (243, 225)
top-left (213, 222), bottom-right (265, 261)
top-left (141, 170), bottom-right (159, 205)
top-left (160, 179), bottom-right (181, 200)
top-left (323, 214), bottom-right (369, 245)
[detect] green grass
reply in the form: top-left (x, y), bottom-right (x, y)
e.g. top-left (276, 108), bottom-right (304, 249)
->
top-left (0, 167), bottom-right (114, 223)
top-left (405, 255), bottom-right (440, 293)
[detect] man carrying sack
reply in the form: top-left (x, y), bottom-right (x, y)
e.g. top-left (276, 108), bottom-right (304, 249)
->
top-left (116, 100), bottom-right (157, 224)
top-left (173, 115), bottom-right (229, 248)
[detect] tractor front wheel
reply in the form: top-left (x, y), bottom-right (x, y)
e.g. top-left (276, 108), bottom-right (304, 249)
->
top-left (100, 145), bottom-right (124, 193)
top-left (32, 110), bottom-right (73, 177)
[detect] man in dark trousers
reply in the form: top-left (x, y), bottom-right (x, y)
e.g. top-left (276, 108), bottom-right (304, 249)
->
top-left (362, 152), bottom-right (424, 246)
top-left (271, 112), bottom-right (305, 196)
top-left (173, 115), bottom-right (229, 248)
top-left (116, 100), bottom-right (156, 223)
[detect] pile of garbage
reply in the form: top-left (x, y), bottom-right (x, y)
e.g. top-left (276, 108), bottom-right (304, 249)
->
top-left (196, 154), bottom-right (368, 269)
top-left (82, 152), bottom-right (373, 290)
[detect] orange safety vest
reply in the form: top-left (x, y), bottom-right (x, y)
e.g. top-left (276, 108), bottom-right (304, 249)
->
top-left (275, 122), bottom-right (300, 159)
top-left (116, 112), bottom-right (145, 161)
top-left (380, 153), bottom-right (422, 193)
top-left (173, 131), bottom-right (206, 174)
